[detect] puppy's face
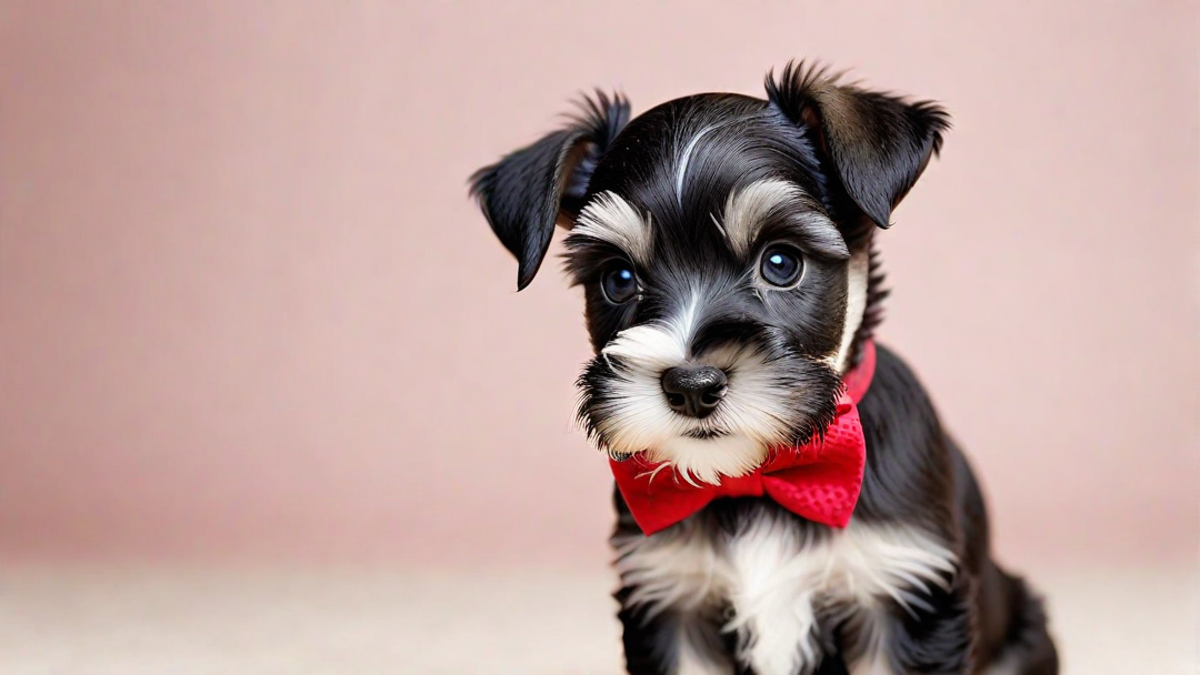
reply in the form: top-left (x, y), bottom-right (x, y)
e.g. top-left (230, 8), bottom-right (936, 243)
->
top-left (563, 97), bottom-right (858, 483)
top-left (471, 64), bottom-right (947, 484)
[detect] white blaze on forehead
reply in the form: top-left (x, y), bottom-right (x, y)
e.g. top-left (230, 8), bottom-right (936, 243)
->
top-left (720, 179), bottom-right (846, 259)
top-left (676, 122), bottom-right (729, 207)
top-left (574, 191), bottom-right (652, 264)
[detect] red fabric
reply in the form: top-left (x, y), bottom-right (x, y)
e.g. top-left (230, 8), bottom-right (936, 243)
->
top-left (609, 341), bottom-right (877, 535)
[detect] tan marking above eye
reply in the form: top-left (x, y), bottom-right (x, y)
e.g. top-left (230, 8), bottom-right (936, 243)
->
top-left (573, 191), bottom-right (653, 265)
top-left (717, 178), bottom-right (849, 262)
top-left (720, 178), bottom-right (807, 258)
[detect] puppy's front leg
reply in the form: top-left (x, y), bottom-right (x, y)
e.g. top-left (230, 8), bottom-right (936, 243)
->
top-left (615, 591), bottom-right (733, 675)
top-left (852, 572), bottom-right (974, 675)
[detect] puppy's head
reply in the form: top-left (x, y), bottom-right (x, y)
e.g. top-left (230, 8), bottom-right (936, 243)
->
top-left (470, 63), bottom-right (948, 484)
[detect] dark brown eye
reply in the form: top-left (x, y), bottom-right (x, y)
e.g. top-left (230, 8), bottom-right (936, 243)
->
top-left (760, 245), bottom-right (804, 287)
top-left (601, 264), bottom-right (638, 304)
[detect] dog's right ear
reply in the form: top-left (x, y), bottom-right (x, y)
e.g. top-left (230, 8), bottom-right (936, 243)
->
top-left (470, 92), bottom-right (630, 290)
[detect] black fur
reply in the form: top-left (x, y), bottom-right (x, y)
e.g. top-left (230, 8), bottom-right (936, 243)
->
top-left (766, 62), bottom-right (950, 231)
top-left (470, 91), bottom-right (630, 289)
top-left (562, 91), bottom-right (856, 460)
top-left (470, 61), bottom-right (1056, 674)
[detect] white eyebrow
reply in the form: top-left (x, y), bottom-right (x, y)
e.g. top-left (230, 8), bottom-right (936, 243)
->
top-left (573, 191), bottom-right (652, 264)
top-left (718, 178), bottom-right (848, 260)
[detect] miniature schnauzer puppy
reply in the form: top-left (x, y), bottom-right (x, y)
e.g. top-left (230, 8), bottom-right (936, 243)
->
top-left (469, 63), bottom-right (1058, 675)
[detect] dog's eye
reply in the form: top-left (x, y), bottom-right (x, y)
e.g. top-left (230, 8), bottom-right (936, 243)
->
top-left (601, 264), bottom-right (638, 304)
top-left (759, 245), bottom-right (804, 287)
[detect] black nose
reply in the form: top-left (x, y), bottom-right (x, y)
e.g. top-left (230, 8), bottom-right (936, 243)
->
top-left (661, 365), bottom-right (728, 418)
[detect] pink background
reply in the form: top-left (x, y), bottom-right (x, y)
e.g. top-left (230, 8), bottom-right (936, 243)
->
top-left (1, 1), bottom-right (1196, 569)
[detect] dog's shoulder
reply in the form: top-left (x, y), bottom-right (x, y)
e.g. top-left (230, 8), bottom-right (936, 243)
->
top-left (856, 343), bottom-right (962, 535)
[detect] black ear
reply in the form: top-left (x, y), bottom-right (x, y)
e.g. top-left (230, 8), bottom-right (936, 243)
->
top-left (469, 92), bottom-right (630, 290)
top-left (766, 62), bottom-right (950, 229)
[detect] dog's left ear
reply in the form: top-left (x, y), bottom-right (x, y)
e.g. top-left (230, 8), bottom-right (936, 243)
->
top-left (470, 92), bottom-right (630, 290)
top-left (766, 62), bottom-right (950, 229)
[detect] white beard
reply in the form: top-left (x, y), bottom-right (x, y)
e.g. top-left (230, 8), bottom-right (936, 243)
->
top-left (591, 290), bottom-right (809, 485)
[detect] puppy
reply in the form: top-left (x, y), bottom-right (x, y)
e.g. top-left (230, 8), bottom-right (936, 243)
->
top-left (469, 63), bottom-right (1058, 675)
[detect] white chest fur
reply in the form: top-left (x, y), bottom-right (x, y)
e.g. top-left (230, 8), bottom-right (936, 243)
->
top-left (614, 515), bottom-right (957, 675)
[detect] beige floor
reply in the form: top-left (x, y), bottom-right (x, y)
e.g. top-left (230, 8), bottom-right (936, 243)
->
top-left (0, 563), bottom-right (1195, 674)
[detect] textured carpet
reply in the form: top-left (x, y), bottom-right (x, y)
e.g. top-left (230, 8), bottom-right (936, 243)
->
top-left (1, 563), bottom-right (1195, 674)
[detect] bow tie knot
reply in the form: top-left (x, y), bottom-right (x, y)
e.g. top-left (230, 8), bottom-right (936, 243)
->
top-left (702, 469), bottom-right (768, 500)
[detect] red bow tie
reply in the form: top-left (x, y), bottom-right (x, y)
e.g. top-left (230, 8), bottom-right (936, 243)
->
top-left (609, 341), bottom-right (876, 535)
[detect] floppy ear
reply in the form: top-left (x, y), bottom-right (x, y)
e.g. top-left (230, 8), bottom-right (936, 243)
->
top-left (766, 62), bottom-right (950, 229)
top-left (469, 92), bottom-right (630, 290)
